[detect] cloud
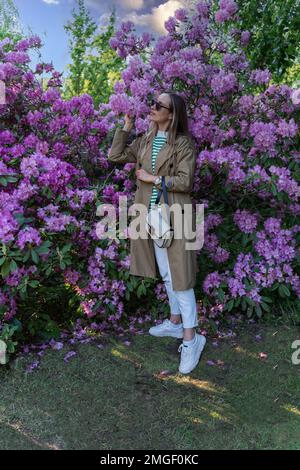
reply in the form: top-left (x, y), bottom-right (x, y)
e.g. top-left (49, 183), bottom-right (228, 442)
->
top-left (122, 0), bottom-right (183, 34)
top-left (42, 0), bottom-right (60, 4)
top-left (118, 0), bottom-right (145, 9)
top-left (64, 1), bottom-right (186, 36)
top-left (86, 0), bottom-right (145, 11)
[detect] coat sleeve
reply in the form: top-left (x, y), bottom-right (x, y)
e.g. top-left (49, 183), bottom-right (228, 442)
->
top-left (107, 128), bottom-right (143, 164)
top-left (154, 137), bottom-right (196, 193)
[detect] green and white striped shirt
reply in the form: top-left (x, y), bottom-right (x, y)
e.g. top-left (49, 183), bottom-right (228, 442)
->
top-left (149, 130), bottom-right (168, 210)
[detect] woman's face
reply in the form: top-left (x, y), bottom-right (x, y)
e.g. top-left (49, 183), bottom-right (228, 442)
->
top-left (149, 93), bottom-right (173, 126)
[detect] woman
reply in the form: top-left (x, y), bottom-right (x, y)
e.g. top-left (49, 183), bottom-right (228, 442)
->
top-left (108, 92), bottom-right (206, 374)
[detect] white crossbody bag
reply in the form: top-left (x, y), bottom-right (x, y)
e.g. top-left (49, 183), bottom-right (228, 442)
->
top-left (145, 176), bottom-right (174, 248)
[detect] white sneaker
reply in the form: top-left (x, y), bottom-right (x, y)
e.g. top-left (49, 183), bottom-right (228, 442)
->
top-left (178, 333), bottom-right (206, 374)
top-left (148, 319), bottom-right (184, 339)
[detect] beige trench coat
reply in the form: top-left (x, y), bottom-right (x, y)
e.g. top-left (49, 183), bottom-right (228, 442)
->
top-left (108, 127), bottom-right (199, 291)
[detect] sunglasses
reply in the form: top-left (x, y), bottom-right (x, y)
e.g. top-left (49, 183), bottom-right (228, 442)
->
top-left (150, 98), bottom-right (171, 111)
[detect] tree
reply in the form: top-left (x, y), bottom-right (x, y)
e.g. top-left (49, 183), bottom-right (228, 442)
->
top-left (235, 0), bottom-right (300, 84)
top-left (186, 0), bottom-right (300, 84)
top-left (0, 0), bottom-right (22, 41)
top-left (63, 0), bottom-right (124, 107)
top-left (63, 0), bottom-right (97, 97)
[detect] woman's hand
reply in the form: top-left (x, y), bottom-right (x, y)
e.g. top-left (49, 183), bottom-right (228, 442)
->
top-left (135, 168), bottom-right (156, 183)
top-left (123, 113), bottom-right (135, 132)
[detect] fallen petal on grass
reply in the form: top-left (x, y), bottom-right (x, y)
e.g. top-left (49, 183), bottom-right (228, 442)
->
top-left (259, 352), bottom-right (268, 360)
top-left (206, 360), bottom-right (215, 366)
top-left (158, 370), bottom-right (172, 377)
top-left (64, 351), bottom-right (77, 362)
top-left (216, 359), bottom-right (225, 366)
top-left (26, 360), bottom-right (40, 373)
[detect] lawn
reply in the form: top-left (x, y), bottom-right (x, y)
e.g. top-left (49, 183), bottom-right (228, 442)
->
top-left (0, 322), bottom-right (299, 450)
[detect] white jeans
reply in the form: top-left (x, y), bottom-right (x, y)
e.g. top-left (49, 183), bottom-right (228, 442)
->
top-left (153, 238), bottom-right (199, 330)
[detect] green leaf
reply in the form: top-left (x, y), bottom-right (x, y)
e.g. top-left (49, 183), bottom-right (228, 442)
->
top-left (245, 296), bottom-right (255, 306)
top-left (45, 266), bottom-right (52, 276)
top-left (246, 306), bottom-right (253, 318)
top-left (35, 244), bottom-right (50, 254)
top-left (23, 250), bottom-right (31, 262)
top-left (13, 214), bottom-right (34, 226)
top-left (6, 176), bottom-right (18, 183)
top-left (241, 233), bottom-right (249, 246)
top-left (7, 342), bottom-right (16, 354)
top-left (28, 280), bottom-right (39, 288)
top-left (260, 301), bottom-right (271, 312)
top-left (1, 260), bottom-right (11, 278)
top-left (261, 296), bottom-right (272, 303)
top-left (255, 304), bottom-right (262, 317)
top-left (225, 299), bottom-right (234, 312)
top-left (31, 249), bottom-right (39, 264)
top-left (11, 318), bottom-right (22, 332)
top-left (9, 260), bottom-right (18, 272)
top-left (271, 182), bottom-right (277, 196)
top-left (137, 284), bottom-right (144, 298)
top-left (140, 283), bottom-right (146, 295)
top-left (208, 319), bottom-right (218, 334)
top-left (270, 282), bottom-right (279, 291)
top-left (61, 243), bottom-right (72, 254)
top-left (278, 284), bottom-right (290, 297)
top-left (218, 288), bottom-right (225, 302)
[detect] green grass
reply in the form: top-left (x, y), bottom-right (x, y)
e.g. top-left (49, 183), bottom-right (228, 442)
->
top-left (0, 323), bottom-right (299, 450)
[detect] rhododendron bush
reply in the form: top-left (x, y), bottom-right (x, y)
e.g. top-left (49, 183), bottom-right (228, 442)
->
top-left (0, 0), bottom-right (300, 355)
top-left (0, 35), bottom-right (150, 353)
top-left (107, 0), bottom-right (300, 318)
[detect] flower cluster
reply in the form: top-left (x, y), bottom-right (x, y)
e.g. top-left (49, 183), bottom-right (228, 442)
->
top-left (0, 35), bottom-right (146, 349)
top-left (107, 0), bottom-right (300, 318)
top-left (1, 0), bottom-right (300, 355)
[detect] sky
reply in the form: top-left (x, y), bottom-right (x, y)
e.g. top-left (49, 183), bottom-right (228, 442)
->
top-left (13, 0), bottom-right (188, 76)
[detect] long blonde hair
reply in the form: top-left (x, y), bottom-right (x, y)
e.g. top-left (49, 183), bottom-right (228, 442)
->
top-left (145, 91), bottom-right (191, 146)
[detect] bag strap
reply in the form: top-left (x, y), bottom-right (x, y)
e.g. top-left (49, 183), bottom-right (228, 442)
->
top-left (154, 175), bottom-right (169, 206)
top-left (154, 176), bottom-right (173, 229)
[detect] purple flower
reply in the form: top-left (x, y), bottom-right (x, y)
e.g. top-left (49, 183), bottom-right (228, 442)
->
top-left (234, 209), bottom-right (259, 234)
top-left (16, 227), bottom-right (42, 250)
top-left (26, 360), bottom-right (40, 373)
top-left (250, 69), bottom-right (272, 85)
top-left (206, 360), bottom-right (216, 366)
top-left (64, 351), bottom-right (77, 362)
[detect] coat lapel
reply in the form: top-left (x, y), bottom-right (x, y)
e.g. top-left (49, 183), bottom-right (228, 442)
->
top-left (140, 134), bottom-right (176, 175)
top-left (140, 136), bottom-right (153, 174)
top-left (154, 143), bottom-right (173, 174)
